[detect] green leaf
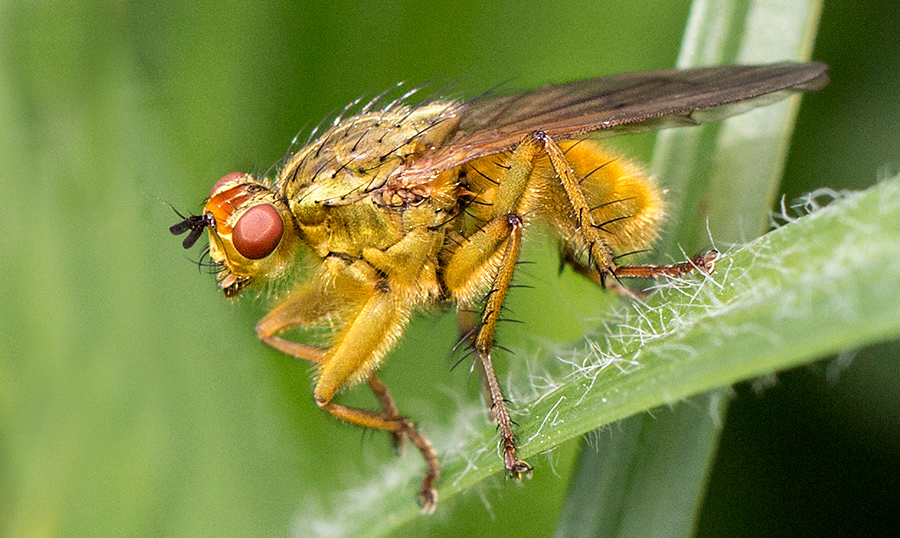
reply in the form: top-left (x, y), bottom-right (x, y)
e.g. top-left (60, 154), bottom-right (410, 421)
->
top-left (555, 1), bottom-right (824, 537)
top-left (299, 176), bottom-right (900, 535)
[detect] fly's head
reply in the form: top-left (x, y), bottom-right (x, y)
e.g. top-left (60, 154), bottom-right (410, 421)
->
top-left (172, 172), bottom-right (299, 298)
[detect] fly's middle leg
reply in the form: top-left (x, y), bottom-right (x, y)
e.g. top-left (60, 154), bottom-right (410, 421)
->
top-left (444, 131), bottom-right (579, 479)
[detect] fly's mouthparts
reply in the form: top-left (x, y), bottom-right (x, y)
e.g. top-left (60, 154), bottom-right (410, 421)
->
top-left (170, 212), bottom-right (216, 249)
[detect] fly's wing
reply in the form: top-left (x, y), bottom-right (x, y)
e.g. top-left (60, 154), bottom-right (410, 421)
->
top-left (407, 62), bottom-right (827, 175)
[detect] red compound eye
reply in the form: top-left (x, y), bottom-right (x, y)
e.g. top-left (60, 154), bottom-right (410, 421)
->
top-left (233, 204), bottom-right (284, 259)
top-left (210, 171), bottom-right (246, 197)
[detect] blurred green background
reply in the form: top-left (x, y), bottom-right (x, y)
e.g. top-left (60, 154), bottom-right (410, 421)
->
top-left (1, 1), bottom-right (898, 537)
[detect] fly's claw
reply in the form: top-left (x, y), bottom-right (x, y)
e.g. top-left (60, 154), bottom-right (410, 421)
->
top-left (418, 486), bottom-right (438, 515)
top-left (507, 459), bottom-right (534, 481)
top-left (693, 249), bottom-right (720, 274)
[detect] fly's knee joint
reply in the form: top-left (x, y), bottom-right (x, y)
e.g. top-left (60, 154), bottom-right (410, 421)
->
top-left (255, 321), bottom-right (273, 340)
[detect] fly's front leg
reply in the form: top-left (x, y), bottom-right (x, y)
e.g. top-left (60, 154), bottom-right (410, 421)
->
top-left (256, 280), bottom-right (404, 421)
top-left (255, 275), bottom-right (337, 363)
top-left (313, 289), bottom-right (439, 513)
top-left (255, 274), bottom-right (438, 512)
top-left (367, 372), bottom-right (408, 455)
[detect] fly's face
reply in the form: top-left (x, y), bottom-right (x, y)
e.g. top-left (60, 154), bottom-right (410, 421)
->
top-left (174, 172), bottom-right (299, 297)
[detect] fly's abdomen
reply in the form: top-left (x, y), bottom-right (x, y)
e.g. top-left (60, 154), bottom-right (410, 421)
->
top-left (553, 139), bottom-right (663, 254)
top-left (459, 139), bottom-right (663, 256)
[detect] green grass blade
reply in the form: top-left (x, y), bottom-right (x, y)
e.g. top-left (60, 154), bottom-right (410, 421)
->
top-left (307, 175), bottom-right (900, 536)
top-left (553, 396), bottom-right (727, 538)
top-left (554, 1), bottom-right (824, 537)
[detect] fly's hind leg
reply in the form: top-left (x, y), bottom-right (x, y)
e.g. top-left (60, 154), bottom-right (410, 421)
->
top-left (447, 131), bottom-right (719, 480)
top-left (561, 247), bottom-right (719, 297)
top-left (446, 130), bottom-right (627, 478)
top-left (537, 133), bottom-right (719, 291)
top-left (613, 250), bottom-right (719, 279)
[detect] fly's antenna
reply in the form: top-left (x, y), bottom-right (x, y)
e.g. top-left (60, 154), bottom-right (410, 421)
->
top-left (169, 204), bottom-right (216, 250)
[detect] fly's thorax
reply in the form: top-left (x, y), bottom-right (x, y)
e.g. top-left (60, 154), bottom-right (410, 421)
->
top-left (277, 102), bottom-right (461, 206)
top-left (293, 196), bottom-right (407, 259)
top-left (273, 102), bottom-right (463, 258)
top-left (204, 173), bottom-right (300, 297)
